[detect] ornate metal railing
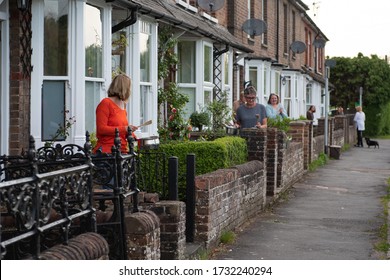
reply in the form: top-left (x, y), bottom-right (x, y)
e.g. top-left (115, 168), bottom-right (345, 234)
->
top-left (0, 136), bottom-right (95, 259)
top-left (0, 128), bottom-right (139, 260)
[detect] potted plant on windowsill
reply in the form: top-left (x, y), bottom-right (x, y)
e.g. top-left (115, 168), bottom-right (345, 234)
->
top-left (190, 111), bottom-right (210, 132)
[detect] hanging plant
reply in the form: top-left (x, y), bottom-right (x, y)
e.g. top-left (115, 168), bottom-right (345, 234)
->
top-left (112, 33), bottom-right (128, 55)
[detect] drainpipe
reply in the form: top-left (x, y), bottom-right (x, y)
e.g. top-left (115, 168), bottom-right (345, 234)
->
top-left (112, 7), bottom-right (138, 33)
top-left (276, 0), bottom-right (280, 63)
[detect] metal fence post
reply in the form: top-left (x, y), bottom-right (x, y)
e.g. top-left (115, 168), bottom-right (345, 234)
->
top-left (186, 153), bottom-right (196, 242)
top-left (168, 156), bottom-right (178, 200)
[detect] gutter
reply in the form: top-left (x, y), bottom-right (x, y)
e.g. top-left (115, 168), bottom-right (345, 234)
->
top-left (112, 6), bottom-right (138, 33)
top-left (109, 0), bottom-right (253, 53)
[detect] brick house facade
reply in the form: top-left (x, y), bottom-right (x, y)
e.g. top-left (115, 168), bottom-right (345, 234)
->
top-left (1, 0), bottom-right (328, 155)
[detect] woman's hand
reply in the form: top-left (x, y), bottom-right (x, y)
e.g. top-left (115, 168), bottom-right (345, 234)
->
top-left (129, 125), bottom-right (138, 131)
top-left (256, 122), bottom-right (267, 129)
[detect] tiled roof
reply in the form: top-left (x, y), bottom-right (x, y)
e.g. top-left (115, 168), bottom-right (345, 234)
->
top-left (121, 0), bottom-right (253, 53)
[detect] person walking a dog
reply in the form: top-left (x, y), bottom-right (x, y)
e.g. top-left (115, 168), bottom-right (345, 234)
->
top-left (353, 106), bottom-right (365, 147)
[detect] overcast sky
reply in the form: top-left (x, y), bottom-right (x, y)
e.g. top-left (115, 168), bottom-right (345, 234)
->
top-left (302, 0), bottom-right (390, 58)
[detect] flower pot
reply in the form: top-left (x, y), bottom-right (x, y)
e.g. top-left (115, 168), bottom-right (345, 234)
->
top-left (225, 126), bottom-right (238, 135)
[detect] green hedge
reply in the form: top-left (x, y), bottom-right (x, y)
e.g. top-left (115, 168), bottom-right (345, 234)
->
top-left (159, 136), bottom-right (247, 175)
top-left (364, 102), bottom-right (390, 136)
top-left (138, 136), bottom-right (247, 200)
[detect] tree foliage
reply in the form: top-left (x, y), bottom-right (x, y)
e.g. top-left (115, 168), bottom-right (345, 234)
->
top-left (329, 54), bottom-right (390, 135)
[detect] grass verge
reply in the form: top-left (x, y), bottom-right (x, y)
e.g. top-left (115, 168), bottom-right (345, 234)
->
top-left (308, 152), bottom-right (328, 172)
top-left (374, 178), bottom-right (390, 258)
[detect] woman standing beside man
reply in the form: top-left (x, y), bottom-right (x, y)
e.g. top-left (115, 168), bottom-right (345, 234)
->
top-left (266, 93), bottom-right (288, 119)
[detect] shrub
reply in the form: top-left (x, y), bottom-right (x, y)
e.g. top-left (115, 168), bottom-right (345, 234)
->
top-left (267, 117), bottom-right (291, 133)
top-left (190, 111), bottom-right (210, 131)
top-left (138, 136), bottom-right (247, 200)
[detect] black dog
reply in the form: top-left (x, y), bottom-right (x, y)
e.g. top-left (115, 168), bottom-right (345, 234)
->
top-left (365, 137), bottom-right (379, 148)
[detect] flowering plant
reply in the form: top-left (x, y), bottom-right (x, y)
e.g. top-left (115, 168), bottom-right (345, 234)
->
top-left (160, 105), bottom-right (192, 141)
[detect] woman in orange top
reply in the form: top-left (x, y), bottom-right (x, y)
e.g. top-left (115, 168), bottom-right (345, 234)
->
top-left (94, 74), bottom-right (138, 154)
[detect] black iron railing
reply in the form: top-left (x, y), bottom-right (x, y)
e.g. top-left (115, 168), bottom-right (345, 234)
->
top-left (0, 128), bottom-right (138, 260)
top-left (0, 136), bottom-right (95, 259)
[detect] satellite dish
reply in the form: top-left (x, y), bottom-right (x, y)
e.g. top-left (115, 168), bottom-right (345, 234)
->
top-left (325, 59), bottom-right (336, 68)
top-left (197, 0), bottom-right (225, 12)
top-left (242, 19), bottom-right (267, 37)
top-left (313, 38), bottom-right (326, 48)
top-left (290, 41), bottom-right (306, 54)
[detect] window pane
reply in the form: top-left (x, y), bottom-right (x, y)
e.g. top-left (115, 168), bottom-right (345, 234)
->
top-left (140, 21), bottom-right (151, 82)
top-left (178, 41), bottom-right (196, 83)
top-left (224, 53), bottom-right (229, 85)
top-left (285, 79), bottom-right (291, 97)
top-left (284, 100), bottom-right (291, 116)
top-left (204, 45), bottom-right (212, 82)
top-left (140, 85), bottom-right (152, 131)
top-left (179, 87), bottom-right (196, 120)
top-left (42, 81), bottom-right (65, 141)
top-left (85, 81), bottom-right (102, 134)
top-left (274, 72), bottom-right (280, 94)
top-left (85, 4), bottom-right (103, 78)
top-left (44, 0), bottom-right (68, 76)
top-left (204, 90), bottom-right (212, 105)
top-left (249, 67), bottom-right (257, 90)
top-left (306, 84), bottom-right (312, 103)
top-left (112, 31), bottom-right (127, 75)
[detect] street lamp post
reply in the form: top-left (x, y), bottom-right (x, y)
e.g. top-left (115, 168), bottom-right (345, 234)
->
top-left (324, 66), bottom-right (330, 154)
top-left (324, 59), bottom-right (336, 154)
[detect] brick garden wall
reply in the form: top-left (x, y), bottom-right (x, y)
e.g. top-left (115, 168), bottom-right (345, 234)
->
top-left (194, 160), bottom-right (266, 249)
top-left (278, 141), bottom-right (304, 193)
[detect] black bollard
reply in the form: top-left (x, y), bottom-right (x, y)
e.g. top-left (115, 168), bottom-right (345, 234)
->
top-left (168, 156), bottom-right (178, 200)
top-left (186, 154), bottom-right (196, 242)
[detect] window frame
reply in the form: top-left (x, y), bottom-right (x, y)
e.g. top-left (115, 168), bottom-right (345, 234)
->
top-left (128, 18), bottom-right (158, 138)
top-left (177, 39), bottom-right (215, 118)
top-left (30, 0), bottom-right (112, 147)
top-left (0, 0), bottom-right (9, 154)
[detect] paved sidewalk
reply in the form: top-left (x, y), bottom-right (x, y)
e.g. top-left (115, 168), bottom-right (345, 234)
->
top-left (213, 139), bottom-right (390, 260)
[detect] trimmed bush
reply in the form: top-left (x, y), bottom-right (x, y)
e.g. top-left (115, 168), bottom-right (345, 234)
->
top-left (159, 136), bottom-right (247, 175)
top-left (138, 136), bottom-right (247, 200)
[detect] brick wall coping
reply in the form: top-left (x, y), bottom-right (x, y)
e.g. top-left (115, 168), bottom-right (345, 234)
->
top-left (38, 232), bottom-right (109, 260)
top-left (124, 210), bottom-right (160, 234)
top-left (231, 160), bottom-right (263, 176)
top-left (196, 160), bottom-right (263, 191)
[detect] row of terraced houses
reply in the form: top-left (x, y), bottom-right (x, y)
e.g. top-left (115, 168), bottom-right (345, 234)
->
top-left (0, 0), bottom-right (328, 155)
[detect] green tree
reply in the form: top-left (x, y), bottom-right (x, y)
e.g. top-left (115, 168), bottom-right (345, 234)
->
top-left (329, 54), bottom-right (390, 135)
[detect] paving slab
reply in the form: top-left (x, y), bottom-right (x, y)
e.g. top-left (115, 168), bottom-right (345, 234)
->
top-left (213, 139), bottom-right (390, 260)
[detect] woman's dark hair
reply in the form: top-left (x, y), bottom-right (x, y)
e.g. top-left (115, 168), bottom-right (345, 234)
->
top-left (267, 93), bottom-right (280, 104)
